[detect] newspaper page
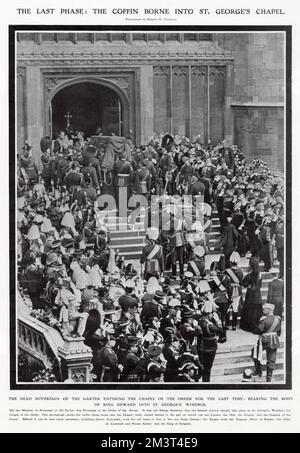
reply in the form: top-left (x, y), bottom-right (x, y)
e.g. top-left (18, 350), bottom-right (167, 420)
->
top-left (0, 0), bottom-right (299, 436)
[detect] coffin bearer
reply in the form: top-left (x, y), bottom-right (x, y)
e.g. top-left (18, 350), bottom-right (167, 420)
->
top-left (113, 151), bottom-right (133, 204)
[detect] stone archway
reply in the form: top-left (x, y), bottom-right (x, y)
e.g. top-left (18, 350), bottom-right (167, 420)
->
top-left (46, 76), bottom-right (130, 138)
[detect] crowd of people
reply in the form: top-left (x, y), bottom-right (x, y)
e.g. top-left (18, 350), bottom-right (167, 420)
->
top-left (17, 129), bottom-right (285, 383)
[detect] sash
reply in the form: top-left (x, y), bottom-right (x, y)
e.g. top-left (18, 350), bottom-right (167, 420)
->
top-left (266, 316), bottom-right (280, 334)
top-left (225, 268), bottom-right (240, 284)
top-left (190, 260), bottom-right (200, 276)
top-left (203, 220), bottom-right (211, 231)
top-left (146, 244), bottom-right (160, 261)
top-left (213, 275), bottom-right (226, 292)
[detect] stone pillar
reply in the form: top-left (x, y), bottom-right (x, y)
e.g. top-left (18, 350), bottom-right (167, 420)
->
top-left (25, 66), bottom-right (44, 169)
top-left (57, 336), bottom-right (93, 383)
top-left (224, 62), bottom-right (234, 143)
top-left (17, 67), bottom-right (26, 154)
top-left (139, 65), bottom-right (154, 145)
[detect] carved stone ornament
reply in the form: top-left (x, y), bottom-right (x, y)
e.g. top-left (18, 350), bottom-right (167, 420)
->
top-left (102, 76), bottom-right (129, 94)
top-left (153, 66), bottom-right (170, 78)
top-left (172, 66), bottom-right (188, 77)
top-left (45, 77), bottom-right (60, 93)
top-left (209, 66), bottom-right (226, 78)
top-left (71, 367), bottom-right (87, 382)
top-left (17, 67), bottom-right (26, 78)
top-left (114, 77), bottom-right (129, 93)
top-left (191, 66), bottom-right (207, 77)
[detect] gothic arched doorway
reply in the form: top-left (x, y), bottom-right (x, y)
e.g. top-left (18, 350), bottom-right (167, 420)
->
top-left (50, 81), bottom-right (125, 138)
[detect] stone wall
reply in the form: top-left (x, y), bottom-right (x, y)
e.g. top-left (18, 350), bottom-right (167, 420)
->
top-left (217, 33), bottom-right (285, 171)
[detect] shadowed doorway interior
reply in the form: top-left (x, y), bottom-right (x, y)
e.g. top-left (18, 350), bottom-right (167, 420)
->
top-left (51, 82), bottom-right (122, 137)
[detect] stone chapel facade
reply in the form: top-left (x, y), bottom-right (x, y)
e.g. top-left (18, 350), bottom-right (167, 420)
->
top-left (16, 31), bottom-right (285, 171)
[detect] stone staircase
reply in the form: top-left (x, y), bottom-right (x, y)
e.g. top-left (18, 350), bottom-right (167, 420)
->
top-left (102, 207), bottom-right (278, 302)
top-left (100, 206), bottom-right (285, 384)
top-left (211, 338), bottom-right (285, 383)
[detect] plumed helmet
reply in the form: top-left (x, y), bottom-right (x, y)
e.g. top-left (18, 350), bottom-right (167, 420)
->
top-left (27, 224), bottom-right (40, 241)
top-left (230, 251), bottom-right (240, 265)
top-left (41, 218), bottom-right (53, 234)
top-left (33, 214), bottom-right (44, 225)
top-left (61, 212), bottom-right (75, 228)
top-left (201, 297), bottom-right (218, 314)
top-left (146, 227), bottom-right (159, 241)
top-left (168, 298), bottom-right (181, 308)
top-left (125, 279), bottom-right (135, 289)
top-left (197, 279), bottom-right (211, 294)
top-left (193, 245), bottom-right (206, 258)
top-left (146, 276), bottom-right (160, 294)
top-left (192, 221), bottom-right (203, 232)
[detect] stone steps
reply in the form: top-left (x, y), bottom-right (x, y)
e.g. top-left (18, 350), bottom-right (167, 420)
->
top-left (105, 209), bottom-right (280, 303)
top-left (211, 369), bottom-right (284, 383)
top-left (214, 350), bottom-right (284, 366)
top-left (210, 334), bottom-right (285, 383)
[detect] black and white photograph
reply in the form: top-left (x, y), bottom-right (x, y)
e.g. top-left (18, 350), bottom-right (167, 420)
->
top-left (12, 27), bottom-right (291, 388)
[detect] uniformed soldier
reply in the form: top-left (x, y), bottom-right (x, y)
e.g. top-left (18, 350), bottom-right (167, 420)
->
top-left (132, 160), bottom-right (151, 198)
top-left (177, 360), bottom-right (199, 382)
top-left (141, 292), bottom-right (165, 326)
top-left (118, 280), bottom-right (139, 313)
top-left (187, 174), bottom-right (205, 197)
top-left (140, 227), bottom-right (163, 281)
top-left (209, 259), bottom-right (233, 342)
top-left (162, 334), bottom-right (181, 382)
top-left (64, 162), bottom-right (82, 192)
top-left (186, 245), bottom-right (206, 278)
top-left (19, 144), bottom-right (38, 186)
top-left (113, 151), bottom-right (133, 203)
top-left (198, 299), bottom-right (222, 382)
top-left (224, 251), bottom-right (244, 330)
top-left (97, 334), bottom-right (123, 382)
top-left (252, 303), bottom-right (281, 382)
top-left (121, 337), bottom-right (141, 382)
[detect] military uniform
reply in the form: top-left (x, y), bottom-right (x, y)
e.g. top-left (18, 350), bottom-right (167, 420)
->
top-left (162, 345), bottom-right (179, 382)
top-left (133, 167), bottom-right (151, 195)
top-left (64, 169), bottom-right (82, 191)
top-left (253, 312), bottom-right (281, 382)
top-left (140, 242), bottom-right (163, 280)
top-left (225, 266), bottom-right (244, 329)
top-left (113, 158), bottom-right (132, 188)
top-left (209, 273), bottom-right (232, 341)
top-left (121, 351), bottom-right (140, 381)
top-left (119, 293), bottom-right (139, 313)
top-left (198, 317), bottom-right (221, 382)
top-left (41, 152), bottom-right (52, 190)
top-left (186, 259), bottom-right (205, 278)
top-left (97, 345), bottom-right (120, 382)
top-left (140, 301), bottom-right (163, 324)
top-left (81, 164), bottom-right (100, 191)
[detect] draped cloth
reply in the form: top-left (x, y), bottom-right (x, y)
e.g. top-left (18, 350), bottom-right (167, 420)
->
top-left (91, 136), bottom-right (126, 170)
